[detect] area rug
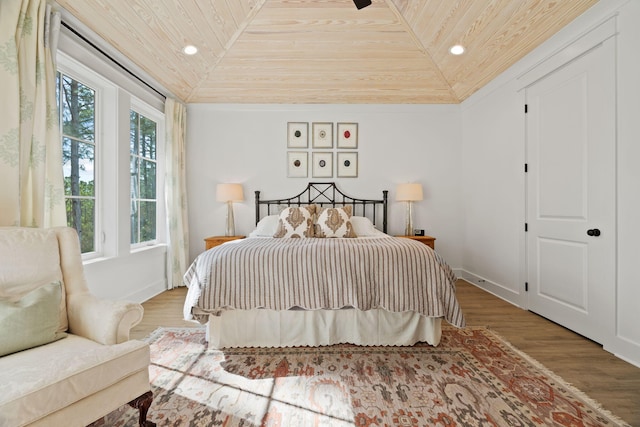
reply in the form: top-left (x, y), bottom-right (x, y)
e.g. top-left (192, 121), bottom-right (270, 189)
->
top-left (93, 327), bottom-right (629, 427)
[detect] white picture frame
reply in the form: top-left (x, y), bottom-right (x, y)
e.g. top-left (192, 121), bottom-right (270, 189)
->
top-left (287, 122), bottom-right (308, 148)
top-left (337, 152), bottom-right (358, 178)
top-left (312, 152), bottom-right (333, 178)
top-left (337, 122), bottom-right (358, 148)
top-left (287, 152), bottom-right (308, 178)
top-left (312, 122), bottom-right (333, 148)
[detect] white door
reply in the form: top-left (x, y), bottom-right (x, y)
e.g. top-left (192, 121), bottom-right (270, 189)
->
top-left (526, 40), bottom-right (615, 344)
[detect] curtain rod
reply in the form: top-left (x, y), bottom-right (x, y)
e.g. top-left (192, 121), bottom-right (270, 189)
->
top-left (61, 21), bottom-right (167, 100)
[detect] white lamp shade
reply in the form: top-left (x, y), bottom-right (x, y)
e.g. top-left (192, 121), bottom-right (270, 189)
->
top-left (216, 183), bottom-right (244, 202)
top-left (396, 183), bottom-right (423, 201)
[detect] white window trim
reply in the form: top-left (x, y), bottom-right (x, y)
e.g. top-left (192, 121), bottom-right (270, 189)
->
top-left (57, 52), bottom-right (116, 260)
top-left (130, 98), bottom-right (166, 250)
top-left (57, 52), bottom-right (167, 259)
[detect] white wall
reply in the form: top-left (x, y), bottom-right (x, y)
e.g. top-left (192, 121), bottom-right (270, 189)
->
top-left (460, 0), bottom-right (640, 367)
top-left (186, 104), bottom-right (463, 266)
top-left (461, 81), bottom-right (526, 307)
top-left (84, 247), bottom-right (167, 302)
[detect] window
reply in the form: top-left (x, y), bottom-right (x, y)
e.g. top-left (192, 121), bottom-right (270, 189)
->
top-left (130, 110), bottom-right (157, 245)
top-left (56, 50), bottom-right (165, 257)
top-left (57, 72), bottom-right (97, 253)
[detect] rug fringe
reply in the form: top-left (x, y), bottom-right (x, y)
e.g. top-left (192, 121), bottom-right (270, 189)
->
top-left (470, 326), bottom-right (632, 427)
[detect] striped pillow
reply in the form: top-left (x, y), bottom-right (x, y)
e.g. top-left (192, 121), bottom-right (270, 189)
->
top-left (273, 205), bottom-right (316, 238)
top-left (315, 205), bottom-right (357, 238)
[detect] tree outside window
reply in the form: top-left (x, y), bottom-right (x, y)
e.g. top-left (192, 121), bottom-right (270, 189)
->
top-left (130, 111), bottom-right (157, 244)
top-left (57, 73), bottom-right (96, 253)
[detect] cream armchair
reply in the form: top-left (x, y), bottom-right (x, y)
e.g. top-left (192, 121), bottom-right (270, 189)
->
top-left (0, 227), bottom-right (155, 427)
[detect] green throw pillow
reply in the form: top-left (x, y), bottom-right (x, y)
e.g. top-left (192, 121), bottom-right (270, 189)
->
top-left (0, 281), bottom-right (67, 357)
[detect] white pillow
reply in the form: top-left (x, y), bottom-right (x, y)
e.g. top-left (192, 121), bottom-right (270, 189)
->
top-left (350, 216), bottom-right (378, 236)
top-left (249, 215), bottom-right (280, 237)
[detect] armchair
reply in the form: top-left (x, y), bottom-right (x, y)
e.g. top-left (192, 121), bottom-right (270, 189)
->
top-left (0, 227), bottom-right (155, 426)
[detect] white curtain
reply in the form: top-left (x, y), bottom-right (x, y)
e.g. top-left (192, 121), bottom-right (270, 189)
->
top-left (164, 98), bottom-right (189, 289)
top-left (0, 1), bottom-right (65, 227)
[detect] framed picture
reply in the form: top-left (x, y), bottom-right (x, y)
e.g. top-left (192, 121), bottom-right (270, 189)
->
top-left (337, 123), bottom-right (358, 148)
top-left (337, 152), bottom-right (358, 178)
top-left (287, 122), bottom-right (308, 148)
top-left (312, 122), bottom-right (333, 148)
top-left (287, 152), bottom-right (308, 178)
top-left (312, 152), bottom-right (333, 178)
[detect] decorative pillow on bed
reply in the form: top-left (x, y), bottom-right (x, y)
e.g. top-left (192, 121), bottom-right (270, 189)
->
top-left (249, 215), bottom-right (280, 237)
top-left (0, 281), bottom-right (67, 357)
top-left (351, 216), bottom-right (379, 236)
top-left (315, 205), bottom-right (357, 238)
top-left (273, 205), bottom-right (317, 238)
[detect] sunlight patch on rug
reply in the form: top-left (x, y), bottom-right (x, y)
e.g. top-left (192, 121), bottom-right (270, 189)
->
top-left (93, 326), bottom-right (630, 427)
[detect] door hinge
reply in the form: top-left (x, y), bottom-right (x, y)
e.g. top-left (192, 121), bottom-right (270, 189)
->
top-left (524, 163), bottom-right (528, 173)
top-left (525, 104), bottom-right (528, 113)
top-left (525, 223), bottom-right (528, 232)
top-left (525, 282), bottom-right (529, 292)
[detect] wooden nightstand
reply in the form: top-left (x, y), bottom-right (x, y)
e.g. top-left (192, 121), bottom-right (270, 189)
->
top-left (396, 235), bottom-right (436, 249)
top-left (204, 235), bottom-right (245, 250)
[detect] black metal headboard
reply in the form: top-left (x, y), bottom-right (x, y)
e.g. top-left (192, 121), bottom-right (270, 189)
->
top-left (255, 182), bottom-right (388, 233)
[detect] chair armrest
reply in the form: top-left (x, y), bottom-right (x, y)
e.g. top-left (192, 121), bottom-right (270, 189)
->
top-left (66, 293), bottom-right (144, 345)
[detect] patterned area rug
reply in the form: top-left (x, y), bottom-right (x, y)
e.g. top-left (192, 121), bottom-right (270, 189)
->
top-left (94, 327), bottom-right (629, 426)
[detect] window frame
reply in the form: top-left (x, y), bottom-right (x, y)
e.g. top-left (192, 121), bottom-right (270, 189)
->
top-left (57, 53), bottom-right (112, 259)
top-left (130, 98), bottom-right (165, 249)
top-left (57, 51), bottom-right (166, 259)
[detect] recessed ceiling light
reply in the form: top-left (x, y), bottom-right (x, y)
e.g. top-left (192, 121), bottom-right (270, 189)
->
top-left (449, 45), bottom-right (465, 55)
top-left (182, 45), bottom-right (198, 55)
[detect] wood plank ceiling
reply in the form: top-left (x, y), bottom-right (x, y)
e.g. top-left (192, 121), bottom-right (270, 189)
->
top-left (56, 0), bottom-right (598, 104)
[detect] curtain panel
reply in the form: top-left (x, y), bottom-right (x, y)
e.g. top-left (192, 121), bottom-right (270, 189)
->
top-left (165, 98), bottom-right (189, 289)
top-left (0, 0), bottom-right (65, 227)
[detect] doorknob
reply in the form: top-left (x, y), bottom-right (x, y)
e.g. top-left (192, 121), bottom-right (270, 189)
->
top-left (587, 228), bottom-right (601, 237)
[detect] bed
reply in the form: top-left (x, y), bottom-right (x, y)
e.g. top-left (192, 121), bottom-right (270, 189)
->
top-left (183, 182), bottom-right (465, 349)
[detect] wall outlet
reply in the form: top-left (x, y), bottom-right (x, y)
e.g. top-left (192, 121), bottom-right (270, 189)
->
top-left (414, 229), bottom-right (425, 236)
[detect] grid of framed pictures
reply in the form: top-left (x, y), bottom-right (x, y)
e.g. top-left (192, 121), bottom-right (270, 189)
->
top-left (286, 122), bottom-right (359, 178)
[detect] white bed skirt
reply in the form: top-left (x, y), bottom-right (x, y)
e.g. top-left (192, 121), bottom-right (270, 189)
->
top-left (205, 308), bottom-right (442, 349)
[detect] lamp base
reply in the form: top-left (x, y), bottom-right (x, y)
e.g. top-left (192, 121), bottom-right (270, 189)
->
top-left (225, 201), bottom-right (235, 236)
top-left (405, 201), bottom-right (414, 236)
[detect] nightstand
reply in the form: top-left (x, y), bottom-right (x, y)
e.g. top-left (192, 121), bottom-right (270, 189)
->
top-left (204, 235), bottom-right (245, 250)
top-left (396, 235), bottom-right (436, 249)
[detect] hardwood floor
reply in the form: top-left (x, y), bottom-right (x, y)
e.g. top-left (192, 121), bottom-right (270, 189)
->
top-left (132, 280), bottom-right (640, 426)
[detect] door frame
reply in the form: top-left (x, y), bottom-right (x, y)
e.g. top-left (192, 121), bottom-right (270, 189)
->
top-left (517, 17), bottom-right (617, 318)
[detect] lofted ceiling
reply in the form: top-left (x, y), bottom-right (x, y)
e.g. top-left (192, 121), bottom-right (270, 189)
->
top-left (56, 0), bottom-right (598, 104)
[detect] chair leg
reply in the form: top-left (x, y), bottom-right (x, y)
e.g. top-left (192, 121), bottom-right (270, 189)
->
top-left (128, 390), bottom-right (155, 427)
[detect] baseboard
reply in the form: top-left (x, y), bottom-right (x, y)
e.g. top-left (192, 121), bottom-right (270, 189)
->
top-left (606, 337), bottom-right (640, 369)
top-left (125, 279), bottom-right (167, 304)
top-left (611, 351), bottom-right (640, 369)
top-left (458, 270), bottom-right (526, 309)
top-left (458, 272), bottom-right (640, 368)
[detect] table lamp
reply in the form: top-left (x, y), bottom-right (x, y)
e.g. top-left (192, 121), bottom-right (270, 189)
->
top-left (396, 183), bottom-right (423, 236)
top-left (216, 183), bottom-right (244, 236)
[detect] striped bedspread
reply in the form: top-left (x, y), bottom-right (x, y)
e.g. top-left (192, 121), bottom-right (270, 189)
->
top-left (183, 236), bottom-right (465, 328)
